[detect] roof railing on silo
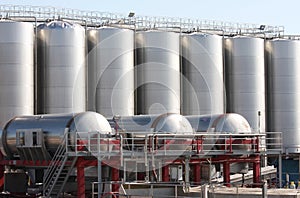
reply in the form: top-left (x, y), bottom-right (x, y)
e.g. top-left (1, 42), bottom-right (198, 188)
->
top-left (0, 4), bottom-right (284, 36)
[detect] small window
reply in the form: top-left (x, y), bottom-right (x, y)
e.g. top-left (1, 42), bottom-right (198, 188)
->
top-left (19, 132), bottom-right (25, 146)
top-left (32, 132), bottom-right (37, 146)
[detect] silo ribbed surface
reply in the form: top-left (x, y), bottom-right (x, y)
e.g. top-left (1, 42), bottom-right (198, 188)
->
top-left (0, 21), bottom-right (34, 127)
top-left (136, 31), bottom-right (180, 114)
top-left (266, 39), bottom-right (300, 153)
top-left (37, 21), bottom-right (86, 113)
top-left (225, 36), bottom-right (265, 132)
top-left (87, 27), bottom-right (134, 117)
top-left (181, 33), bottom-right (224, 115)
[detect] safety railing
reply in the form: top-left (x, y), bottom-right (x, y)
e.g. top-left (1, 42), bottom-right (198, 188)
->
top-left (0, 4), bottom-right (284, 36)
top-left (64, 131), bottom-right (282, 159)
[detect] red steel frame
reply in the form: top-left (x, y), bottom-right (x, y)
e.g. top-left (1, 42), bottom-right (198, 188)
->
top-left (0, 135), bottom-right (263, 197)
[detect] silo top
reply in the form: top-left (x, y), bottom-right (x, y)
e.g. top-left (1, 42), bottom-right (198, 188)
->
top-left (38, 20), bottom-right (83, 30)
top-left (268, 38), bottom-right (300, 58)
top-left (0, 20), bottom-right (34, 43)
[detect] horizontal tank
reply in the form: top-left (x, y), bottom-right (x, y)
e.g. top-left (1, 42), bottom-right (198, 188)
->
top-left (181, 33), bottom-right (224, 115)
top-left (37, 21), bottom-right (86, 114)
top-left (0, 21), bottom-right (34, 127)
top-left (266, 39), bottom-right (300, 153)
top-left (87, 27), bottom-right (134, 117)
top-left (186, 113), bottom-right (252, 174)
top-left (185, 113), bottom-right (252, 133)
top-left (225, 36), bottom-right (265, 133)
top-left (0, 112), bottom-right (112, 159)
top-left (108, 113), bottom-right (194, 151)
top-left (109, 113), bottom-right (193, 135)
top-left (135, 31), bottom-right (180, 114)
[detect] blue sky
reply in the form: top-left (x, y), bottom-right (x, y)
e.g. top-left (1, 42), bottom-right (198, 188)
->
top-left (1, 0), bottom-right (299, 34)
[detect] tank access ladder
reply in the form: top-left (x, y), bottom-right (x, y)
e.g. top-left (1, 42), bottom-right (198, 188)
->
top-left (43, 131), bottom-right (77, 198)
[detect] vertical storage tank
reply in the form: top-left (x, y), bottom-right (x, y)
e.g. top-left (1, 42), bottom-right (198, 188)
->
top-left (87, 27), bottom-right (134, 117)
top-left (0, 21), bottom-right (34, 127)
top-left (181, 33), bottom-right (224, 115)
top-left (225, 36), bottom-right (265, 132)
top-left (37, 21), bottom-right (86, 114)
top-left (136, 31), bottom-right (180, 114)
top-left (266, 39), bottom-right (300, 153)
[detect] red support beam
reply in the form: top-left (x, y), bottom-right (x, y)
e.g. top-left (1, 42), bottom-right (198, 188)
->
top-left (223, 161), bottom-right (230, 187)
top-left (253, 161), bottom-right (261, 186)
top-left (162, 165), bottom-right (169, 182)
top-left (77, 157), bottom-right (85, 198)
top-left (111, 167), bottom-right (119, 193)
top-left (193, 163), bottom-right (201, 184)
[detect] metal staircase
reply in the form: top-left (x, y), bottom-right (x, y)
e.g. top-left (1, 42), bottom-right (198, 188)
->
top-left (43, 132), bottom-right (77, 198)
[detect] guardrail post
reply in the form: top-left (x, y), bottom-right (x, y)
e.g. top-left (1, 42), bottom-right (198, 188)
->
top-left (229, 135), bottom-right (232, 153)
top-left (256, 135), bottom-right (260, 152)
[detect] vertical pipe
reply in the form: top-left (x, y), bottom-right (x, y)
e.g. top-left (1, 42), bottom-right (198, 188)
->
top-left (279, 154), bottom-right (282, 188)
top-left (262, 180), bottom-right (268, 198)
top-left (185, 159), bottom-right (190, 184)
top-left (223, 161), bottom-right (230, 187)
top-left (97, 160), bottom-right (102, 198)
top-left (111, 167), bottom-right (119, 193)
top-left (77, 157), bottom-right (85, 198)
top-left (162, 165), bottom-right (169, 182)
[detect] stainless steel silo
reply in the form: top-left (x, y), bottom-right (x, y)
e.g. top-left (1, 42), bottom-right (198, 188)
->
top-left (87, 27), bottom-right (134, 117)
top-left (0, 21), bottom-right (34, 127)
top-left (181, 33), bottom-right (224, 115)
top-left (266, 39), bottom-right (300, 154)
top-left (136, 31), bottom-right (180, 114)
top-left (225, 36), bottom-right (265, 132)
top-left (37, 21), bottom-right (86, 114)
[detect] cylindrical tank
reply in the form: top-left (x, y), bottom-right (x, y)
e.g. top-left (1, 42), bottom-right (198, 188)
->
top-left (108, 113), bottom-right (193, 150)
top-left (87, 27), bottom-right (134, 117)
top-left (37, 21), bottom-right (86, 114)
top-left (0, 112), bottom-right (112, 159)
top-left (135, 31), bottom-right (180, 114)
top-left (266, 39), bottom-right (300, 154)
top-left (109, 113), bottom-right (192, 134)
top-left (225, 36), bottom-right (265, 133)
top-left (0, 21), bottom-right (34, 127)
top-left (185, 113), bottom-right (252, 133)
top-left (181, 33), bottom-right (224, 115)
top-left (186, 113), bottom-right (252, 174)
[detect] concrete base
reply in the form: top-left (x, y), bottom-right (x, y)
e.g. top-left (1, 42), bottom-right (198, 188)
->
top-left (208, 187), bottom-right (300, 198)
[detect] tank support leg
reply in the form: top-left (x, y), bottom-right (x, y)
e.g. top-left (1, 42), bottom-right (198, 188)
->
top-left (77, 157), bottom-right (85, 198)
top-left (194, 163), bottom-right (201, 184)
top-left (162, 165), bottom-right (169, 182)
top-left (253, 160), bottom-right (261, 186)
top-left (223, 161), bottom-right (230, 187)
top-left (111, 167), bottom-right (119, 193)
